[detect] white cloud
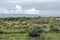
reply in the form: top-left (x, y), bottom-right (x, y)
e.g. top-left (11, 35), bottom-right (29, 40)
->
top-left (16, 5), bottom-right (22, 9)
top-left (15, 5), bottom-right (23, 13)
top-left (25, 8), bottom-right (40, 14)
top-left (0, 0), bottom-right (60, 17)
top-left (0, 5), bottom-right (40, 14)
top-left (0, 4), bottom-right (59, 16)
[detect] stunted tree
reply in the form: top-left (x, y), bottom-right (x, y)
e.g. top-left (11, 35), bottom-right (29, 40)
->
top-left (28, 26), bottom-right (43, 38)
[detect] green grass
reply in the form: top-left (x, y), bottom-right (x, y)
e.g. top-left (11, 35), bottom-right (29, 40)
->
top-left (0, 33), bottom-right (60, 40)
top-left (0, 33), bottom-right (28, 40)
top-left (0, 17), bottom-right (60, 40)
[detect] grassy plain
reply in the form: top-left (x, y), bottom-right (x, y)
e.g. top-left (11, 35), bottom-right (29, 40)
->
top-left (0, 17), bottom-right (60, 40)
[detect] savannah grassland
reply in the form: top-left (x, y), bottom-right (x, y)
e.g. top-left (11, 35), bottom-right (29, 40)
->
top-left (0, 17), bottom-right (60, 40)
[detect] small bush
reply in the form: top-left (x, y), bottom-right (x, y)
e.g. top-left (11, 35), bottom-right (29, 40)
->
top-left (0, 31), bottom-right (3, 34)
top-left (50, 25), bottom-right (60, 32)
top-left (42, 25), bottom-right (46, 28)
top-left (28, 26), bottom-right (43, 37)
top-left (29, 31), bottom-right (40, 37)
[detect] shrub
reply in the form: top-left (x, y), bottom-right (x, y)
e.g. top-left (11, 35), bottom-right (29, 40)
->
top-left (50, 24), bottom-right (54, 32)
top-left (42, 25), bottom-right (46, 28)
top-left (0, 30), bottom-right (3, 34)
top-left (50, 24), bottom-right (60, 32)
top-left (41, 20), bottom-right (49, 24)
top-left (28, 26), bottom-right (43, 37)
top-left (29, 30), bottom-right (40, 37)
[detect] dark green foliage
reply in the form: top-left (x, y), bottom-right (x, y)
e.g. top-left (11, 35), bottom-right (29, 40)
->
top-left (0, 31), bottom-right (4, 34)
top-left (28, 26), bottom-right (43, 37)
top-left (50, 24), bottom-right (60, 32)
top-left (41, 20), bottom-right (49, 24)
top-left (29, 30), bottom-right (40, 37)
top-left (42, 25), bottom-right (46, 28)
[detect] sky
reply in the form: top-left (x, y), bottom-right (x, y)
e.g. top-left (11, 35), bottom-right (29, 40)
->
top-left (0, 0), bottom-right (60, 16)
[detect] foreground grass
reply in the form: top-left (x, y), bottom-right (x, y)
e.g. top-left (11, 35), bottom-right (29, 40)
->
top-left (0, 32), bottom-right (60, 40)
top-left (0, 17), bottom-right (60, 40)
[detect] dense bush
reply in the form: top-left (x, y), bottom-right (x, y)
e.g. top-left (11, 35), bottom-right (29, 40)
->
top-left (41, 20), bottom-right (49, 24)
top-left (0, 30), bottom-right (4, 34)
top-left (50, 24), bottom-right (60, 32)
top-left (28, 26), bottom-right (43, 37)
top-left (29, 30), bottom-right (40, 37)
top-left (42, 25), bottom-right (46, 28)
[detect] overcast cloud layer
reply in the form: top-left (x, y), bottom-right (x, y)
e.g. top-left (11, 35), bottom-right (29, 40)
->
top-left (0, 0), bottom-right (60, 16)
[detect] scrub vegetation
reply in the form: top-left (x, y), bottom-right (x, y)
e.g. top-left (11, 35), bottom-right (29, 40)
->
top-left (0, 17), bottom-right (60, 40)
